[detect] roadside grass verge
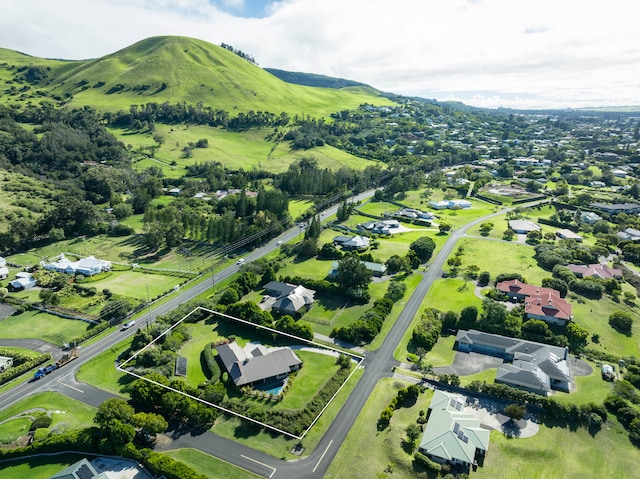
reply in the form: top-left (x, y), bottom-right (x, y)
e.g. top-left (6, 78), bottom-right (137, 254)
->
top-left (76, 340), bottom-right (134, 397)
top-left (0, 310), bottom-right (90, 346)
top-left (162, 449), bottom-right (259, 479)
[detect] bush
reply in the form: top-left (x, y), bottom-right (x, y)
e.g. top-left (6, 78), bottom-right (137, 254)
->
top-left (413, 451), bottom-right (442, 472)
top-left (412, 308), bottom-right (442, 350)
top-left (31, 413), bottom-right (53, 430)
top-left (609, 311), bottom-right (633, 333)
top-left (202, 343), bottom-right (221, 383)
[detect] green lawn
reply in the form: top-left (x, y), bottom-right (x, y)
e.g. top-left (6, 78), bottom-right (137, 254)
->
top-left (274, 350), bottom-right (339, 410)
top-left (476, 418), bottom-right (640, 479)
top-left (76, 340), bottom-right (134, 397)
top-left (571, 296), bottom-right (640, 358)
top-left (0, 392), bottom-right (96, 442)
top-left (84, 270), bottom-right (182, 300)
top-left (454, 237), bottom-right (548, 284)
top-left (553, 361), bottom-right (614, 405)
top-left (0, 310), bottom-right (90, 346)
top-left (327, 378), bottom-right (640, 479)
top-left (288, 199), bottom-right (314, 221)
top-left (0, 417), bottom-right (31, 443)
top-left (326, 377), bottom-right (432, 479)
top-left (356, 199), bottom-right (397, 217)
top-left (179, 322), bottom-right (224, 388)
top-left (162, 449), bottom-right (259, 479)
top-left (0, 454), bottom-right (82, 479)
top-left (423, 334), bottom-right (457, 367)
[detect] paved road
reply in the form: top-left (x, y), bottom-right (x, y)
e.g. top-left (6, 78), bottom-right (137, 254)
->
top-left (0, 196), bottom-right (540, 478)
top-left (0, 338), bottom-right (60, 356)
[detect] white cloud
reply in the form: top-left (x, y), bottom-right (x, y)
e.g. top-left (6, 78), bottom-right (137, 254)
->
top-left (1, 0), bottom-right (639, 109)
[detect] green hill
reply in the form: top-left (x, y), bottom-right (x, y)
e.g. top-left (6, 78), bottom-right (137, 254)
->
top-left (0, 36), bottom-right (392, 116)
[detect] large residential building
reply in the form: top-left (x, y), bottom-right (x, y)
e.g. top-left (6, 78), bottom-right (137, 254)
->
top-left (590, 202), bottom-right (640, 215)
top-left (566, 263), bottom-right (622, 280)
top-left (508, 219), bottom-right (540, 234)
top-left (418, 390), bottom-right (489, 472)
top-left (496, 280), bottom-right (572, 325)
top-left (263, 281), bottom-right (315, 317)
top-left (216, 342), bottom-right (302, 387)
top-left (43, 255), bottom-right (111, 276)
top-left (455, 329), bottom-right (572, 394)
top-left (617, 227), bottom-right (640, 242)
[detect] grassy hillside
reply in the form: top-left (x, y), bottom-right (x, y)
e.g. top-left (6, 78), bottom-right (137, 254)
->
top-left (0, 36), bottom-right (393, 116)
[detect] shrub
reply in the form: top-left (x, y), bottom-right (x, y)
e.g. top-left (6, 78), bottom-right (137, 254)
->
top-left (413, 452), bottom-right (442, 472)
top-left (609, 311), bottom-right (633, 333)
top-left (202, 343), bottom-right (221, 383)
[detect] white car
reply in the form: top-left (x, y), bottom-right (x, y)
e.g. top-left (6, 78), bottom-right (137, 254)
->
top-left (121, 320), bottom-right (135, 330)
top-left (236, 258), bottom-right (245, 265)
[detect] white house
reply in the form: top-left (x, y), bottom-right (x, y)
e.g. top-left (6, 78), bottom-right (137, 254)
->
top-left (9, 272), bottom-right (36, 290)
top-left (429, 200), bottom-right (450, 210)
top-left (448, 199), bottom-right (472, 209)
top-left (43, 255), bottom-right (111, 276)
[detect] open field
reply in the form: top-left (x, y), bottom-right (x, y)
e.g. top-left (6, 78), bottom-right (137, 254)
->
top-left (288, 199), bottom-right (314, 220)
top-left (162, 449), bottom-right (259, 479)
top-left (0, 310), bottom-right (91, 346)
top-left (453, 237), bottom-right (548, 284)
top-left (84, 270), bottom-right (182, 300)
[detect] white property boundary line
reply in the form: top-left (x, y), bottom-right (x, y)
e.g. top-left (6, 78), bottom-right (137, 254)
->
top-left (117, 306), bottom-right (364, 440)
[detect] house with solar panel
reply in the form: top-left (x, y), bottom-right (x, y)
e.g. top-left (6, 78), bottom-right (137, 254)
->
top-left (418, 390), bottom-right (489, 472)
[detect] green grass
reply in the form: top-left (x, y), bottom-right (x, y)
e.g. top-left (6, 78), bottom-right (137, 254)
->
top-left (178, 321), bottom-right (227, 388)
top-left (0, 417), bottom-right (32, 443)
top-left (274, 350), bottom-right (339, 410)
top-left (83, 270), bottom-right (181, 300)
top-left (571, 295), bottom-right (640, 357)
top-left (454, 237), bottom-right (548, 284)
top-left (162, 449), bottom-right (259, 479)
top-left (288, 199), bottom-right (314, 221)
top-left (76, 340), bottom-right (134, 397)
top-left (553, 361), bottom-right (614, 405)
top-left (423, 334), bottom-right (457, 367)
top-left (475, 418), bottom-right (640, 479)
top-left (0, 310), bottom-right (90, 346)
top-left (1, 37), bottom-right (392, 116)
top-left (0, 392), bottom-right (96, 436)
top-left (0, 454), bottom-right (82, 479)
top-left (326, 377), bottom-right (432, 479)
top-left (355, 199), bottom-right (397, 217)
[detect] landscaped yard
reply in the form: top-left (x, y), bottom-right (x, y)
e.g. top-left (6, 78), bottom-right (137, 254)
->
top-left (0, 392), bottom-right (96, 443)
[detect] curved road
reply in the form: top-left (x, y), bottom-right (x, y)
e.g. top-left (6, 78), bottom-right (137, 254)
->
top-left (0, 197), bottom-right (541, 478)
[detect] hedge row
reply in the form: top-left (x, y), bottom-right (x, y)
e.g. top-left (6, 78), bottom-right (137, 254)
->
top-left (0, 353), bottom-right (51, 386)
top-left (202, 343), bottom-right (221, 383)
top-left (537, 217), bottom-right (579, 231)
top-left (0, 428), bottom-right (98, 460)
top-left (121, 443), bottom-right (207, 479)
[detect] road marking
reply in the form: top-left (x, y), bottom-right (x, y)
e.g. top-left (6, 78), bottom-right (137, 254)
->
top-left (240, 454), bottom-right (277, 478)
top-left (57, 380), bottom-right (83, 393)
top-left (313, 439), bottom-right (333, 473)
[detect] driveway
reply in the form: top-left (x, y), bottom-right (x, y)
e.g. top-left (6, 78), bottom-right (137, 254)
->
top-left (0, 338), bottom-right (60, 356)
top-left (464, 395), bottom-right (539, 438)
top-left (434, 351), bottom-right (504, 376)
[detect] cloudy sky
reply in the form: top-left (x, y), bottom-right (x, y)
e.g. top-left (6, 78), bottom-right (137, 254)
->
top-left (2, 0), bottom-right (639, 109)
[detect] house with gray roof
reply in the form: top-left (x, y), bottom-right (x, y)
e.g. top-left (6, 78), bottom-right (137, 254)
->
top-left (263, 281), bottom-right (315, 317)
top-left (216, 342), bottom-right (302, 387)
top-left (455, 329), bottom-right (572, 394)
top-left (508, 219), bottom-right (540, 234)
top-left (47, 458), bottom-right (108, 479)
top-left (617, 227), bottom-right (640, 242)
top-left (419, 390), bottom-right (489, 472)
